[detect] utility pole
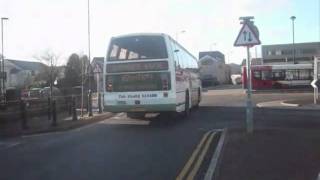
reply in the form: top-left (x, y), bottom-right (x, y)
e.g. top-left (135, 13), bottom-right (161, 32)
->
top-left (290, 16), bottom-right (296, 64)
top-left (87, 0), bottom-right (93, 117)
top-left (1, 17), bottom-right (8, 103)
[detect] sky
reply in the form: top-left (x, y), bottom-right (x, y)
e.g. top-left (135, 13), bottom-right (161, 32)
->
top-left (0, 0), bottom-right (319, 65)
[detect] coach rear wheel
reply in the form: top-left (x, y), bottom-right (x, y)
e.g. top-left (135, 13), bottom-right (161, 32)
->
top-left (127, 112), bottom-right (146, 119)
top-left (183, 91), bottom-right (190, 117)
top-left (194, 89), bottom-right (201, 109)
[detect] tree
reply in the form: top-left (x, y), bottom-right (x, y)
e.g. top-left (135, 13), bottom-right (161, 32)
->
top-left (61, 53), bottom-right (81, 88)
top-left (59, 53), bottom-right (90, 89)
top-left (33, 49), bottom-right (60, 97)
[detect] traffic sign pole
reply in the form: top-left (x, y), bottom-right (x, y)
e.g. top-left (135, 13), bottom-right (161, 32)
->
top-left (246, 46), bottom-right (253, 133)
top-left (234, 16), bottom-right (260, 134)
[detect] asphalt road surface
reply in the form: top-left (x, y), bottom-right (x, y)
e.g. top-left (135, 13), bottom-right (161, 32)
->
top-left (0, 86), bottom-right (319, 180)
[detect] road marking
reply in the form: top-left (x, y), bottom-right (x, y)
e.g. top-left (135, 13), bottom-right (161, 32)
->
top-left (72, 121), bottom-right (100, 132)
top-left (176, 131), bottom-right (212, 180)
top-left (6, 142), bottom-right (21, 148)
top-left (204, 129), bottom-right (227, 180)
top-left (186, 132), bottom-right (216, 180)
top-left (98, 113), bottom-right (150, 126)
top-left (0, 142), bottom-right (21, 150)
top-left (22, 131), bottom-right (64, 138)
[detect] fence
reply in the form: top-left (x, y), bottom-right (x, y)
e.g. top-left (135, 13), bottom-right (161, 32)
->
top-left (0, 92), bottom-right (103, 135)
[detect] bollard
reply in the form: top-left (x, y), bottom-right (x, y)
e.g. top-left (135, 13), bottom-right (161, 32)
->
top-left (68, 96), bottom-right (72, 115)
top-left (98, 92), bottom-right (102, 114)
top-left (51, 100), bottom-right (57, 126)
top-left (20, 100), bottom-right (28, 130)
top-left (48, 97), bottom-right (51, 120)
top-left (72, 96), bottom-right (78, 121)
top-left (88, 91), bottom-right (93, 117)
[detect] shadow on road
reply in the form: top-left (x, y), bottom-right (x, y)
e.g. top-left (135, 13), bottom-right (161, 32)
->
top-left (202, 84), bottom-right (242, 92)
top-left (159, 106), bottom-right (320, 130)
top-left (105, 105), bottom-right (320, 131)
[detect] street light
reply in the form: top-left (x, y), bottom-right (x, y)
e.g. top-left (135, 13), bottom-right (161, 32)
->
top-left (210, 43), bottom-right (217, 51)
top-left (1, 17), bottom-right (9, 101)
top-left (81, 0), bottom-right (92, 117)
top-left (227, 51), bottom-right (233, 64)
top-left (290, 16), bottom-right (296, 64)
top-left (175, 30), bottom-right (186, 42)
top-left (87, 0), bottom-right (93, 117)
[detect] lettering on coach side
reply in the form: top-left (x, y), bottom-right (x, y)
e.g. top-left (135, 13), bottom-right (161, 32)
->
top-left (142, 94), bottom-right (157, 98)
top-left (118, 95), bottom-right (126, 99)
top-left (118, 94), bottom-right (158, 99)
top-left (128, 94), bottom-right (141, 98)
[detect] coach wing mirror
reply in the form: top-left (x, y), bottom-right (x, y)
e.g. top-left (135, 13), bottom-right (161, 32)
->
top-left (174, 49), bottom-right (180, 53)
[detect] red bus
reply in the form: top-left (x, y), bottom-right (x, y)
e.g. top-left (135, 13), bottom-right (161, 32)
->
top-left (242, 64), bottom-right (313, 89)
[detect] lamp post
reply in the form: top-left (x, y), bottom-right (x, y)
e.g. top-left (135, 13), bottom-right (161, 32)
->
top-left (210, 43), bottom-right (217, 51)
top-left (227, 51), bottom-right (233, 64)
top-left (1, 17), bottom-right (9, 101)
top-left (87, 0), bottom-right (93, 117)
top-left (175, 30), bottom-right (186, 42)
top-left (290, 16), bottom-right (296, 64)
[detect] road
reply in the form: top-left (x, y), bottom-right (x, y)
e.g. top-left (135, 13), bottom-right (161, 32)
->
top-left (0, 86), bottom-right (319, 180)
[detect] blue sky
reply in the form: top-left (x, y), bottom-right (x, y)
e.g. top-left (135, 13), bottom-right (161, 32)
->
top-left (0, 0), bottom-right (319, 64)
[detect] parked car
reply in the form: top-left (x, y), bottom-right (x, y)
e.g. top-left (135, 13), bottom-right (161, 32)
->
top-left (28, 88), bottom-right (42, 98)
top-left (40, 87), bottom-right (62, 98)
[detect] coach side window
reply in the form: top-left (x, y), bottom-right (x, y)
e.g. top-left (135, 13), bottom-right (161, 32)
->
top-left (171, 40), bottom-right (181, 69)
top-left (177, 47), bottom-right (186, 69)
top-left (253, 71), bottom-right (261, 80)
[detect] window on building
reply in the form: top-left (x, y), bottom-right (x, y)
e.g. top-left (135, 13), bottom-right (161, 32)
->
top-left (281, 49), bottom-right (293, 55)
top-left (301, 49), bottom-right (316, 54)
top-left (201, 59), bottom-right (213, 65)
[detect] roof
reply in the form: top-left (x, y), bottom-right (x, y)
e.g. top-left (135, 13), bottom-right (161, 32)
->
top-left (262, 42), bottom-right (320, 47)
top-left (199, 55), bottom-right (219, 62)
top-left (199, 51), bottom-right (225, 62)
top-left (7, 59), bottom-right (47, 71)
top-left (91, 57), bottom-right (104, 73)
top-left (111, 32), bottom-right (167, 39)
top-left (92, 57), bottom-right (104, 66)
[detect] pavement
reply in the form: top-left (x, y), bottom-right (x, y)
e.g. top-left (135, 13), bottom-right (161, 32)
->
top-left (0, 85), bottom-right (320, 180)
top-left (217, 128), bottom-right (320, 180)
top-left (0, 110), bottom-right (113, 137)
top-left (256, 94), bottom-right (320, 110)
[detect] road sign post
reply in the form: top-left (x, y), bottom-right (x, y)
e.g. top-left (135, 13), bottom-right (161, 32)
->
top-left (246, 46), bottom-right (253, 133)
top-left (234, 16), bottom-right (261, 133)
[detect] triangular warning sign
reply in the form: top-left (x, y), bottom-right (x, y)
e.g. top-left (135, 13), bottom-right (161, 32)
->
top-left (234, 23), bottom-right (261, 47)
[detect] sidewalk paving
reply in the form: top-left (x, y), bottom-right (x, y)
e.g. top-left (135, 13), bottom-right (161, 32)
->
top-left (217, 128), bottom-right (320, 180)
top-left (257, 97), bottom-right (320, 110)
top-left (0, 110), bottom-right (114, 137)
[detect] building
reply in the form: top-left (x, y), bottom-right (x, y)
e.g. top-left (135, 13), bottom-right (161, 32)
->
top-left (228, 63), bottom-right (241, 75)
top-left (199, 51), bottom-right (225, 64)
top-left (198, 51), bottom-right (230, 85)
top-left (3, 59), bottom-right (47, 89)
top-left (262, 42), bottom-right (320, 65)
top-left (241, 58), bottom-right (263, 66)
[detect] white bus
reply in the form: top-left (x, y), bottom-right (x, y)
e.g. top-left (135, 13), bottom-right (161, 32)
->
top-left (103, 33), bottom-right (201, 118)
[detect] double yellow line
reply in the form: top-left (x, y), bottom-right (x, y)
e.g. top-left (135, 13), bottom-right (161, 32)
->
top-left (176, 131), bottom-right (216, 180)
